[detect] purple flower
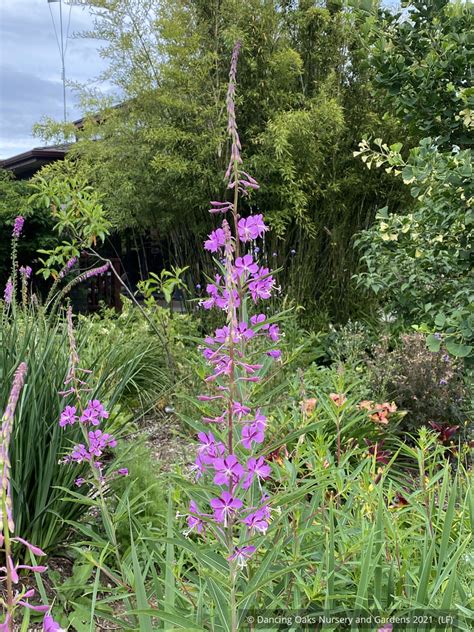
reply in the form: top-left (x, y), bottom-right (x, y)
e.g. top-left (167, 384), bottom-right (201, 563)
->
top-left (75, 478), bottom-right (86, 487)
top-left (209, 201), bottom-right (234, 214)
top-left (79, 407), bottom-right (101, 426)
top-left (249, 267), bottom-right (274, 301)
top-left (214, 325), bottom-right (230, 343)
top-left (204, 228), bottom-right (226, 252)
top-left (3, 278), bottom-right (13, 304)
top-left (88, 429), bottom-right (117, 456)
top-left (227, 545), bottom-right (256, 568)
top-left (191, 453), bottom-right (206, 480)
top-left (237, 171), bottom-right (260, 192)
top-left (233, 401), bottom-right (251, 416)
top-left (242, 507), bottom-right (269, 533)
top-left (59, 256), bottom-right (78, 279)
top-left (236, 321), bottom-right (255, 340)
top-left (186, 500), bottom-right (206, 535)
top-left (254, 409), bottom-right (267, 427)
top-left (43, 614), bottom-right (65, 632)
top-left (213, 455), bottom-right (245, 486)
top-left (118, 468), bottom-right (129, 476)
top-left (18, 601), bottom-right (49, 613)
top-left (197, 431), bottom-right (226, 464)
top-left (266, 349), bottom-right (281, 359)
top-left (210, 491), bottom-right (243, 525)
top-left (241, 423), bottom-right (265, 450)
top-left (250, 313), bottom-right (269, 329)
top-left (79, 262), bottom-right (110, 282)
top-left (59, 405), bottom-right (78, 428)
top-left (12, 216), bottom-right (25, 238)
top-left (268, 324), bottom-right (280, 342)
top-left (68, 444), bottom-right (91, 463)
top-left (234, 254), bottom-right (258, 279)
top-left (237, 214), bottom-right (268, 242)
top-left (11, 537), bottom-right (46, 557)
top-left (439, 378), bottom-right (448, 386)
top-left (243, 456), bottom-right (271, 489)
top-left (19, 265), bottom-right (32, 279)
top-left (87, 399), bottom-right (109, 420)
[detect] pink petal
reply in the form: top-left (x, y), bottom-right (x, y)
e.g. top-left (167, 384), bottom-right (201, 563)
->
top-left (11, 536), bottom-right (46, 557)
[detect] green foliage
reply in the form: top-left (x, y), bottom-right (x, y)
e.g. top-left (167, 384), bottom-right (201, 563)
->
top-left (138, 266), bottom-right (189, 307)
top-left (354, 138), bottom-right (473, 359)
top-left (367, 332), bottom-right (469, 434)
top-left (0, 169), bottom-right (55, 285)
top-left (35, 0), bottom-right (407, 322)
top-left (141, 434), bottom-right (472, 629)
top-left (0, 307), bottom-right (169, 551)
top-left (28, 161), bottom-right (112, 278)
top-left (371, 0), bottom-right (473, 148)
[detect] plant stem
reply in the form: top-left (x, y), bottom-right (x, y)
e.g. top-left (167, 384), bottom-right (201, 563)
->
top-left (230, 563), bottom-right (238, 632)
top-left (2, 495), bottom-right (14, 631)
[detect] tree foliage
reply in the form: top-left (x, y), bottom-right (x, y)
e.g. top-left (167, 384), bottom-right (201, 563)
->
top-left (370, 0), bottom-right (473, 148)
top-left (37, 0), bottom-right (405, 322)
top-left (0, 170), bottom-right (55, 286)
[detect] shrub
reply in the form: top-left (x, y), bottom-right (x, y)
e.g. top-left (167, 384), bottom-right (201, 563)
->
top-left (367, 332), bottom-right (468, 436)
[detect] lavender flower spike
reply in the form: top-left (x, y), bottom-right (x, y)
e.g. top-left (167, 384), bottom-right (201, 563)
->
top-left (12, 216), bottom-right (24, 239)
top-left (3, 278), bottom-right (13, 305)
top-left (79, 262), bottom-right (110, 282)
top-left (58, 256), bottom-right (78, 279)
top-left (19, 266), bottom-right (32, 280)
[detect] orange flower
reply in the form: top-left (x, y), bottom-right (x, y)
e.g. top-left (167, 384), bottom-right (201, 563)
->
top-left (329, 393), bottom-right (347, 407)
top-left (370, 411), bottom-right (389, 425)
top-left (301, 398), bottom-right (318, 415)
top-left (359, 400), bottom-right (398, 424)
top-left (384, 401), bottom-right (397, 413)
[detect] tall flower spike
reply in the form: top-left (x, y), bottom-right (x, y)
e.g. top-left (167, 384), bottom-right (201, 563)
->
top-left (189, 44), bottom-right (281, 632)
top-left (1, 362), bottom-right (27, 533)
top-left (12, 216), bottom-right (24, 239)
top-left (3, 278), bottom-right (13, 305)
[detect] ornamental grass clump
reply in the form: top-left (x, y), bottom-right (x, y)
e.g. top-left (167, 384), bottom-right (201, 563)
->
top-left (183, 42), bottom-right (282, 631)
top-left (0, 363), bottom-right (63, 631)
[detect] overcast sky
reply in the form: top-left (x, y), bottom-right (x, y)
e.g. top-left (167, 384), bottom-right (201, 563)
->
top-left (0, 0), bottom-right (107, 159)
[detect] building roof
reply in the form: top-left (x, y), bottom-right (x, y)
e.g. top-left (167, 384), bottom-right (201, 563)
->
top-left (0, 144), bottom-right (72, 179)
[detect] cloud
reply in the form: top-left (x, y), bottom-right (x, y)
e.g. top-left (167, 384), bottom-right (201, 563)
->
top-left (0, 0), bottom-right (108, 158)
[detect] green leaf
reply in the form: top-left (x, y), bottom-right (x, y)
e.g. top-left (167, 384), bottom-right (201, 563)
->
top-left (131, 526), bottom-right (154, 632)
top-left (445, 339), bottom-right (472, 357)
top-left (426, 334), bottom-right (442, 353)
top-left (207, 577), bottom-right (231, 632)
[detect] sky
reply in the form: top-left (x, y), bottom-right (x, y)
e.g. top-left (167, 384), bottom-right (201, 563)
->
top-left (0, 0), bottom-right (108, 159)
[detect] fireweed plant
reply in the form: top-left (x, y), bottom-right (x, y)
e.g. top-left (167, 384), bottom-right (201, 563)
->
top-left (183, 42), bottom-right (282, 630)
top-left (0, 363), bottom-right (63, 631)
top-left (58, 307), bottom-right (127, 560)
top-left (59, 306), bottom-right (127, 484)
